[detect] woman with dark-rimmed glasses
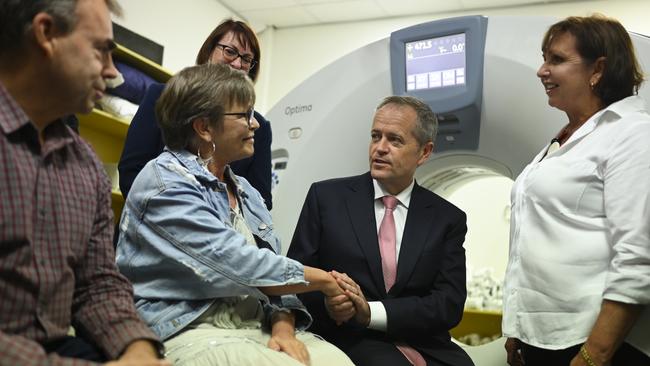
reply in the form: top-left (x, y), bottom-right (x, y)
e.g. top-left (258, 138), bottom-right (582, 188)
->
top-left (119, 19), bottom-right (273, 211)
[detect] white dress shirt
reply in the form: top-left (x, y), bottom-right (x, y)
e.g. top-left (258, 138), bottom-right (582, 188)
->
top-left (503, 95), bottom-right (650, 355)
top-left (367, 179), bottom-right (414, 331)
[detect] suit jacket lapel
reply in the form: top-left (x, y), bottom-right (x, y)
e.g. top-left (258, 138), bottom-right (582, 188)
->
top-left (345, 173), bottom-right (386, 295)
top-left (391, 182), bottom-right (433, 295)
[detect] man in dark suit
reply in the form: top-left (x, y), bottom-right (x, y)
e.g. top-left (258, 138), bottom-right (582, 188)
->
top-left (287, 96), bottom-right (473, 366)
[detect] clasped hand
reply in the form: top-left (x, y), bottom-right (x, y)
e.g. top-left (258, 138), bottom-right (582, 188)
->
top-left (324, 270), bottom-right (371, 326)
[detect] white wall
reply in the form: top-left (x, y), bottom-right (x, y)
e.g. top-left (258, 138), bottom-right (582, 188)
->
top-left (259, 0), bottom-right (650, 113)
top-left (112, 0), bottom-right (237, 73)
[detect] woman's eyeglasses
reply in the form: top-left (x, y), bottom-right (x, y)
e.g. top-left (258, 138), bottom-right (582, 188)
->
top-left (223, 107), bottom-right (255, 127)
top-left (216, 44), bottom-right (257, 70)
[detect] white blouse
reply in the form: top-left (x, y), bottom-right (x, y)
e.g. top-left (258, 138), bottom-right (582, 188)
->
top-left (502, 95), bottom-right (650, 355)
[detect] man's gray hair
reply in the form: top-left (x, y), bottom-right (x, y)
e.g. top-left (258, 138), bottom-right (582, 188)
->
top-left (156, 63), bottom-right (256, 150)
top-left (0, 0), bottom-right (122, 57)
top-left (376, 95), bottom-right (438, 146)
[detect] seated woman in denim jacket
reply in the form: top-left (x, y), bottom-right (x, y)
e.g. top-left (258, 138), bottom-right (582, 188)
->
top-left (115, 64), bottom-right (355, 366)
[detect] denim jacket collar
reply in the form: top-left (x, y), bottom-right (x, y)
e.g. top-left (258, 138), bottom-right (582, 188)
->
top-left (166, 148), bottom-right (251, 201)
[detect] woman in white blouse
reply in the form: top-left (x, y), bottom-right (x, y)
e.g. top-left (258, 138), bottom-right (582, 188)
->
top-left (502, 14), bottom-right (650, 366)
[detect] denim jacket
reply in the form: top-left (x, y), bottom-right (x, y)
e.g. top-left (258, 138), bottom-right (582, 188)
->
top-left (116, 149), bottom-right (312, 340)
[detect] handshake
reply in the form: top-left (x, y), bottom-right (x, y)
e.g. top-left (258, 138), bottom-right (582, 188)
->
top-left (322, 270), bottom-right (370, 327)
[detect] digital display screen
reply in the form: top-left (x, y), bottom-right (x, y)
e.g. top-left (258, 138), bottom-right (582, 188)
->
top-left (405, 33), bottom-right (466, 91)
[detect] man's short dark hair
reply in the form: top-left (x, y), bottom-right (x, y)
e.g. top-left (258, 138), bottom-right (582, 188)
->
top-left (0, 0), bottom-right (122, 58)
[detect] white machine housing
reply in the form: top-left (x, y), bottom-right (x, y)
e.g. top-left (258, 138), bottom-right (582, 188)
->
top-left (267, 15), bottom-right (650, 252)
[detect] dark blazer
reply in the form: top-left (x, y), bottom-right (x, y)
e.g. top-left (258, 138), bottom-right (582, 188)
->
top-left (117, 82), bottom-right (273, 209)
top-left (288, 172), bottom-right (472, 366)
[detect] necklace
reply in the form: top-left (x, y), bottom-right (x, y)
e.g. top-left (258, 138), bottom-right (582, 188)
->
top-left (556, 125), bottom-right (575, 145)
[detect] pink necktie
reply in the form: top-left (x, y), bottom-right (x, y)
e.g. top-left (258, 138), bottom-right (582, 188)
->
top-left (379, 195), bottom-right (398, 291)
top-left (379, 196), bottom-right (427, 366)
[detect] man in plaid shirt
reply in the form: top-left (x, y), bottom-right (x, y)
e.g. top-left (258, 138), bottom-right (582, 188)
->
top-left (0, 1), bottom-right (169, 365)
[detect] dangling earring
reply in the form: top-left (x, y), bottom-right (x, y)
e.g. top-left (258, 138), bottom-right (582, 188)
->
top-left (197, 142), bottom-right (216, 168)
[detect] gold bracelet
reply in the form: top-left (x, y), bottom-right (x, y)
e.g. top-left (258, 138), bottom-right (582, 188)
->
top-left (580, 344), bottom-right (598, 366)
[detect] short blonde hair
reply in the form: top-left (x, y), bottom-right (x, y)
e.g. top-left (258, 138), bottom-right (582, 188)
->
top-left (156, 64), bottom-right (256, 150)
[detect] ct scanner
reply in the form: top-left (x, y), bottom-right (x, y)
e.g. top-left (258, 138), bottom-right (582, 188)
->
top-left (265, 15), bottom-right (650, 365)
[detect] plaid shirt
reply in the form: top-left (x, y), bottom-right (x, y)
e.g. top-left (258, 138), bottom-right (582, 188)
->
top-left (0, 83), bottom-right (159, 365)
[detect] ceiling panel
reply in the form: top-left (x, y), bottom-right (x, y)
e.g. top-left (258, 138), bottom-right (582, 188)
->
top-left (460, 0), bottom-right (548, 9)
top-left (306, 0), bottom-right (389, 23)
top-left (297, 0), bottom-right (360, 4)
top-left (220, 0), bottom-right (298, 12)
top-left (218, 0), bottom-right (593, 28)
top-left (373, 0), bottom-right (465, 17)
top-left (240, 6), bottom-right (320, 28)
